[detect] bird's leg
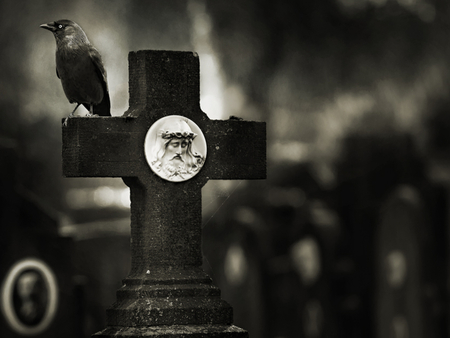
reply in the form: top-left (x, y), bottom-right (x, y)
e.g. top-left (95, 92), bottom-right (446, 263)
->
top-left (85, 104), bottom-right (99, 117)
top-left (63, 103), bottom-right (81, 126)
top-left (85, 104), bottom-right (92, 116)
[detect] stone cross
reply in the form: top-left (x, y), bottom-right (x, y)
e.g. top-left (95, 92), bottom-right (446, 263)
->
top-left (62, 50), bottom-right (266, 337)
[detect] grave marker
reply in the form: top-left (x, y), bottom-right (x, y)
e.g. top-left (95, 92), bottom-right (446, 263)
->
top-left (62, 50), bottom-right (266, 337)
top-left (0, 143), bottom-right (78, 337)
top-left (375, 185), bottom-right (441, 338)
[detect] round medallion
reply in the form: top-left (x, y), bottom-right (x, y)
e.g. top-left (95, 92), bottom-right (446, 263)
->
top-left (1, 258), bottom-right (59, 335)
top-left (144, 115), bottom-right (207, 182)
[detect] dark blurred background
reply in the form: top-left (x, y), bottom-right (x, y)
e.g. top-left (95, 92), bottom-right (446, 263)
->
top-left (1, 0), bottom-right (450, 337)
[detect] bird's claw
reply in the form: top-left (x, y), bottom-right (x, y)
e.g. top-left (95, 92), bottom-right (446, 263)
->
top-left (85, 113), bottom-right (99, 117)
top-left (63, 112), bottom-right (75, 127)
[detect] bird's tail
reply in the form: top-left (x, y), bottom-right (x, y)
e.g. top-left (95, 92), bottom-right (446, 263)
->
top-left (93, 91), bottom-right (111, 116)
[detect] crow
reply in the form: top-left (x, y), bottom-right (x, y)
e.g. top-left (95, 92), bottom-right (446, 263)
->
top-left (40, 20), bottom-right (111, 124)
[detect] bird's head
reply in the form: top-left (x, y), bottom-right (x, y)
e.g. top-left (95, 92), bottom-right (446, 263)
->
top-left (40, 20), bottom-right (89, 45)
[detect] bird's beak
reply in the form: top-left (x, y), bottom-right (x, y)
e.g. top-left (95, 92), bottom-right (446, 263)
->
top-left (40, 22), bottom-right (56, 32)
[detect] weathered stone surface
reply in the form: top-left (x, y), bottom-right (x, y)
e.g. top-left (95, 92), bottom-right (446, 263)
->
top-left (62, 50), bottom-right (265, 337)
top-left (123, 268), bottom-right (213, 286)
top-left (93, 324), bottom-right (248, 337)
top-left (107, 299), bottom-right (232, 326)
top-left (108, 269), bottom-right (233, 327)
top-left (126, 50), bottom-right (201, 115)
top-left (115, 283), bottom-right (221, 300)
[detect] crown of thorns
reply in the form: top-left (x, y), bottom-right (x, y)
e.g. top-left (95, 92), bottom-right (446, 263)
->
top-left (160, 130), bottom-right (197, 140)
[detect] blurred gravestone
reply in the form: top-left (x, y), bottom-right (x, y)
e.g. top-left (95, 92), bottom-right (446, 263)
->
top-left (333, 134), bottom-right (430, 337)
top-left (62, 50), bottom-right (266, 337)
top-left (0, 141), bottom-right (78, 337)
top-left (375, 185), bottom-right (442, 338)
top-left (202, 164), bottom-right (340, 338)
top-left (202, 211), bottom-right (266, 338)
top-left (266, 197), bottom-right (338, 338)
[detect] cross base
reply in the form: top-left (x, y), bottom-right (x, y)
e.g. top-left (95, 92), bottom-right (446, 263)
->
top-left (93, 324), bottom-right (248, 338)
top-left (91, 267), bottom-right (247, 337)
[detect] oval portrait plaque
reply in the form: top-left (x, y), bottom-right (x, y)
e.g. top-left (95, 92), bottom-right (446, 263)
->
top-left (0, 258), bottom-right (59, 335)
top-left (144, 115), bottom-right (207, 182)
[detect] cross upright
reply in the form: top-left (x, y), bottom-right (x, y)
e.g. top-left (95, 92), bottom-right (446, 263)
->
top-left (62, 50), bottom-right (266, 337)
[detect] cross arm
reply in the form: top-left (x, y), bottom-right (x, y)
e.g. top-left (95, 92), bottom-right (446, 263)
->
top-left (62, 116), bottom-right (266, 181)
top-left (62, 117), bottom-right (144, 177)
top-left (203, 119), bottom-right (266, 180)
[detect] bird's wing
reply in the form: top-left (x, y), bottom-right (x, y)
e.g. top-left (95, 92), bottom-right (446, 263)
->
top-left (89, 46), bottom-right (108, 88)
top-left (87, 46), bottom-right (111, 116)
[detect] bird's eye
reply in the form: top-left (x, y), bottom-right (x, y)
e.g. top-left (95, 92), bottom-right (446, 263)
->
top-left (58, 24), bottom-right (64, 29)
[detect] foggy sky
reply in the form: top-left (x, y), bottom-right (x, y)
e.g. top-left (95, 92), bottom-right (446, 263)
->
top-left (1, 0), bottom-right (449, 210)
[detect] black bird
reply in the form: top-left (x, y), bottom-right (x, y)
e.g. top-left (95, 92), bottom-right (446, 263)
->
top-left (40, 20), bottom-right (111, 123)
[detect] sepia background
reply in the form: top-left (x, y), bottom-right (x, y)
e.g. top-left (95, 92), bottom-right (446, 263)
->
top-left (1, 0), bottom-right (450, 337)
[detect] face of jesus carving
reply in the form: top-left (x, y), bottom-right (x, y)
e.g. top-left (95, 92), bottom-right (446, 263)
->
top-left (158, 119), bottom-right (195, 167)
top-left (161, 138), bottom-right (188, 167)
top-left (147, 117), bottom-right (205, 181)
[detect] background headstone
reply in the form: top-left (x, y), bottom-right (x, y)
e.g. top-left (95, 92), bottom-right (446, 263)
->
top-left (375, 185), bottom-right (443, 338)
top-left (0, 141), bottom-right (79, 338)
